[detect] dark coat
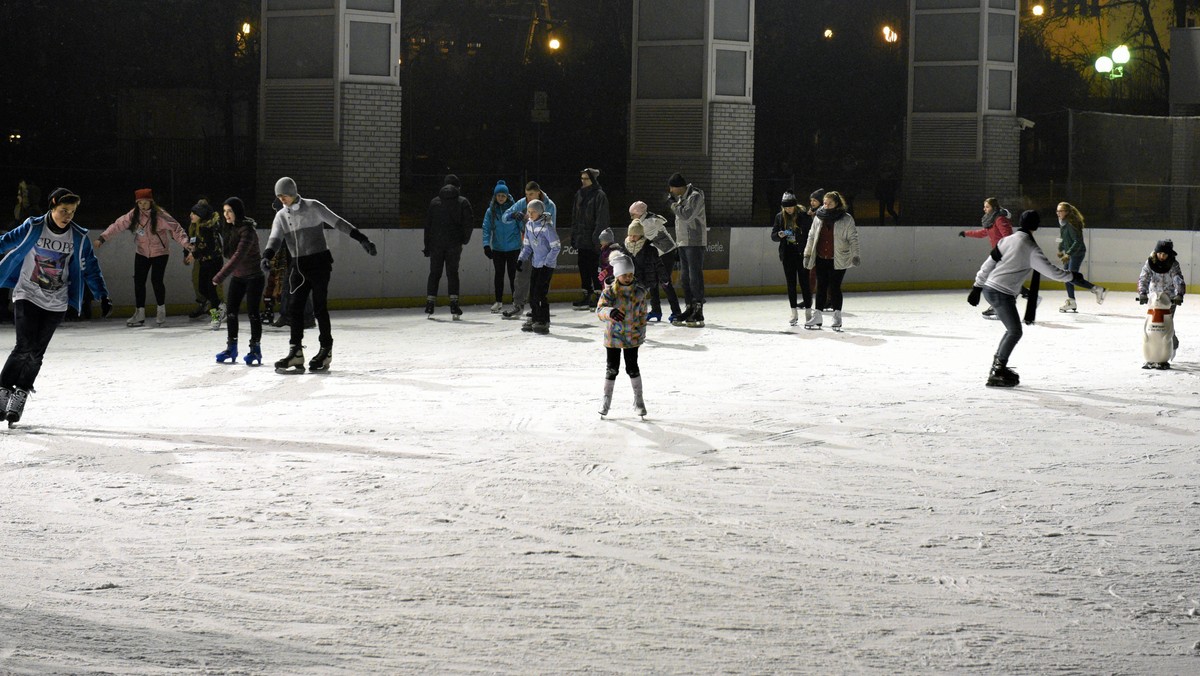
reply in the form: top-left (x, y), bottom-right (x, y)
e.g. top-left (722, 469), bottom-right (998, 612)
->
top-left (771, 210), bottom-right (809, 260)
top-left (571, 184), bottom-right (609, 251)
top-left (426, 184), bottom-right (474, 251)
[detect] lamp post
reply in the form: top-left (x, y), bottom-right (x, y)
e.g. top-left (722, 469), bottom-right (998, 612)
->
top-left (1094, 45), bottom-right (1130, 111)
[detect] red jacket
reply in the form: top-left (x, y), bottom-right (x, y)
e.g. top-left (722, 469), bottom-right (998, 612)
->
top-left (963, 211), bottom-right (1013, 248)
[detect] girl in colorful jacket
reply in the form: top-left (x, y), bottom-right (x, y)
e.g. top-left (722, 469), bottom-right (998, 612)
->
top-left (95, 187), bottom-right (191, 327)
top-left (595, 254), bottom-right (649, 418)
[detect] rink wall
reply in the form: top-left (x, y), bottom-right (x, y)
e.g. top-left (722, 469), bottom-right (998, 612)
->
top-left (90, 226), bottom-right (1197, 314)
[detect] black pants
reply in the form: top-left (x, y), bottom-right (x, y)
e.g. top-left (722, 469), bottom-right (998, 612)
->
top-left (1, 300), bottom-right (65, 391)
top-left (492, 249), bottom-right (519, 302)
top-left (427, 245), bottom-right (463, 297)
top-left (605, 346), bottom-right (641, 379)
top-left (289, 251), bottom-right (334, 348)
top-left (530, 266), bottom-right (554, 324)
top-left (983, 287), bottom-right (1022, 361)
top-left (652, 250), bottom-right (682, 315)
top-left (577, 248), bottom-right (599, 293)
top-left (782, 252), bottom-right (812, 309)
top-left (226, 275), bottom-right (265, 345)
top-left (133, 253), bottom-right (170, 307)
top-left (197, 258), bottom-right (223, 309)
top-left (813, 258), bottom-right (847, 311)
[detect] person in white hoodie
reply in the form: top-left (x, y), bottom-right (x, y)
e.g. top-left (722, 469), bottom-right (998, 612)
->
top-left (968, 209), bottom-right (1096, 387)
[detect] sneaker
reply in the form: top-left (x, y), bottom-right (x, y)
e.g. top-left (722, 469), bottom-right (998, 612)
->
top-left (490, 301), bottom-right (504, 313)
top-left (1059, 298), bottom-right (1078, 313)
top-left (210, 303), bottom-right (227, 331)
top-left (1091, 286), bottom-right (1107, 305)
top-left (981, 306), bottom-right (997, 319)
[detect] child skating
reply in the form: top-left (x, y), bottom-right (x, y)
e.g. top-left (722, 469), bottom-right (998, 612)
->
top-left (1136, 239), bottom-right (1185, 369)
top-left (595, 254), bottom-right (649, 418)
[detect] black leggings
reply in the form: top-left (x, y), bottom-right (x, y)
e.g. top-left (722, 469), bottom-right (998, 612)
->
top-left (1, 300), bottom-right (65, 390)
top-left (782, 252), bottom-right (812, 309)
top-left (225, 275), bottom-right (265, 345)
top-left (133, 254), bottom-right (169, 307)
top-left (492, 250), bottom-right (519, 302)
top-left (197, 258), bottom-right (223, 309)
top-left (606, 346), bottom-right (640, 379)
top-left (529, 266), bottom-right (554, 324)
top-left (577, 248), bottom-right (599, 293)
top-left (813, 258), bottom-right (847, 311)
top-left (290, 251), bottom-right (333, 348)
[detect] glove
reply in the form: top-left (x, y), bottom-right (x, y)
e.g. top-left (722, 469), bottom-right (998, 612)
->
top-left (516, 260), bottom-right (524, 272)
top-left (422, 249), bottom-right (430, 258)
top-left (100, 297), bottom-right (113, 318)
top-left (484, 246), bottom-right (493, 259)
top-left (361, 240), bottom-right (377, 256)
top-left (851, 256), bottom-right (861, 267)
top-left (1172, 296), bottom-right (1184, 305)
top-left (958, 231), bottom-right (966, 237)
top-left (259, 258), bottom-right (271, 276)
top-left (1137, 295), bottom-right (1148, 305)
top-left (967, 286), bottom-right (982, 307)
top-left (1070, 271), bottom-right (1086, 285)
top-left (610, 309), bottom-right (626, 322)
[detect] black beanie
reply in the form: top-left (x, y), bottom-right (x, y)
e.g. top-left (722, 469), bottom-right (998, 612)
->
top-left (781, 192), bottom-right (798, 207)
top-left (1018, 209), bottom-right (1041, 232)
top-left (810, 188), bottom-right (826, 202)
top-left (668, 173), bottom-right (686, 188)
top-left (223, 196), bottom-right (246, 222)
top-left (443, 174), bottom-right (461, 188)
top-left (190, 201), bottom-right (214, 220)
top-left (581, 167), bottom-right (600, 183)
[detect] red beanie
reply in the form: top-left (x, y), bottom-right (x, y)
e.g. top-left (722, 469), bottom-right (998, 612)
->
top-left (134, 188), bottom-right (153, 201)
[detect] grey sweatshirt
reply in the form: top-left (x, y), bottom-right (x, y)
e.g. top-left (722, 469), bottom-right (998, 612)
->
top-left (975, 230), bottom-right (1072, 296)
top-left (266, 197), bottom-right (360, 259)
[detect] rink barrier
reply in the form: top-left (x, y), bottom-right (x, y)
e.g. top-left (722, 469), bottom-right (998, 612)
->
top-left (89, 226), bottom-right (1192, 316)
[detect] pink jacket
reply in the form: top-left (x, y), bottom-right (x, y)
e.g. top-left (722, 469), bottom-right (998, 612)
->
top-left (99, 207), bottom-right (189, 258)
top-left (963, 212), bottom-right (1013, 248)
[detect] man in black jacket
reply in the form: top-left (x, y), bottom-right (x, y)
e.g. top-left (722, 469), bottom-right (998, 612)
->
top-left (571, 167), bottom-right (609, 310)
top-left (425, 174), bottom-right (474, 319)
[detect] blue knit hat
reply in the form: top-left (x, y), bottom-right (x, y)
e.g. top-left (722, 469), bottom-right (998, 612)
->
top-left (494, 180), bottom-right (510, 196)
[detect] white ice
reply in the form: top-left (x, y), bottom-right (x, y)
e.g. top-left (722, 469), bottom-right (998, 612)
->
top-left (2, 291), bottom-right (1198, 674)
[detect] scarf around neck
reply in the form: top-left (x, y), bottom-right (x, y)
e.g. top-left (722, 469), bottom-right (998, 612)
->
top-left (815, 206), bottom-right (845, 225)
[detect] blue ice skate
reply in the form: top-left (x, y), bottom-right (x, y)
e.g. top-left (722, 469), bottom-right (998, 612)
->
top-left (215, 341), bottom-right (238, 364)
top-left (243, 342), bottom-right (262, 366)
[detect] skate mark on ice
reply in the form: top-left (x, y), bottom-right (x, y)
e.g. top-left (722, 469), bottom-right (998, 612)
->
top-left (641, 338), bottom-right (708, 352)
top-left (537, 332), bottom-right (591, 344)
top-left (702, 325), bottom-right (793, 337)
top-left (1012, 388), bottom-right (1199, 437)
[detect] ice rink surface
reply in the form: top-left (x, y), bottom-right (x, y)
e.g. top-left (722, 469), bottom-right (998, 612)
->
top-left (2, 290), bottom-right (1198, 674)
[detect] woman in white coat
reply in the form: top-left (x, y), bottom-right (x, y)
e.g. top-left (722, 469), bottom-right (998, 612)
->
top-left (802, 190), bottom-right (859, 330)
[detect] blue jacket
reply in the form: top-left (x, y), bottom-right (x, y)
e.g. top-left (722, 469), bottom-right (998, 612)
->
top-left (482, 197), bottom-right (522, 252)
top-left (0, 215), bottom-right (109, 313)
top-left (518, 215), bottom-right (562, 269)
top-left (503, 194), bottom-right (558, 228)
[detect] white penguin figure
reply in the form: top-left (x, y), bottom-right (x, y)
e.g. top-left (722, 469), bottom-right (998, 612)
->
top-left (1143, 290), bottom-right (1176, 369)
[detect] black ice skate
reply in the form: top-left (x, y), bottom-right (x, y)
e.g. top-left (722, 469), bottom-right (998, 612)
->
top-left (572, 291), bottom-right (592, 311)
top-left (5, 387), bottom-right (29, 426)
top-left (449, 298), bottom-right (463, 320)
top-left (275, 344), bottom-right (305, 374)
top-left (985, 357), bottom-right (1019, 387)
top-left (425, 297), bottom-right (435, 318)
top-left (308, 346), bottom-right (332, 372)
top-left (686, 303), bottom-right (705, 328)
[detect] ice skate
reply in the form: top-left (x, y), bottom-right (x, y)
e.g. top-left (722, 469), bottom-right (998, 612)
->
top-left (789, 307), bottom-right (799, 327)
top-left (210, 303), bottom-right (227, 330)
top-left (985, 357), bottom-right (1019, 387)
top-left (275, 344), bottom-right (305, 374)
top-left (669, 307), bottom-right (690, 326)
top-left (1091, 285), bottom-right (1107, 305)
top-left (188, 300), bottom-right (210, 319)
top-left (5, 387), bottom-right (29, 426)
top-left (0, 386), bottom-right (9, 414)
top-left (521, 318), bottom-right (535, 332)
top-left (502, 304), bottom-right (524, 320)
top-left (308, 345), bottom-right (332, 372)
top-left (126, 307), bottom-right (145, 327)
top-left (243, 342), bottom-right (262, 366)
top-left (490, 301), bottom-right (504, 313)
top-left (532, 322), bottom-right (550, 335)
top-left (686, 303), bottom-right (704, 328)
top-left (262, 299), bottom-right (275, 326)
top-left (804, 308), bottom-right (823, 330)
top-left (215, 340), bottom-right (238, 364)
top-left (1059, 298), bottom-right (1077, 313)
top-left (647, 310), bottom-right (662, 323)
top-left (832, 310), bottom-right (843, 331)
top-left (424, 297), bottom-right (435, 318)
top-left (981, 306), bottom-right (997, 319)
top-left (450, 298), bottom-right (463, 320)
top-left (155, 304), bottom-right (167, 327)
top-left (631, 375), bottom-right (647, 418)
top-left (572, 291), bottom-right (591, 310)
top-left (599, 378), bottom-right (615, 418)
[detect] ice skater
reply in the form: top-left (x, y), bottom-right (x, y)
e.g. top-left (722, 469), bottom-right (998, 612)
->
top-left (213, 197), bottom-right (264, 366)
top-left (1136, 239), bottom-right (1185, 369)
top-left (596, 227), bottom-right (622, 288)
top-left (517, 199), bottom-right (560, 335)
top-left (968, 209), bottom-right (1097, 387)
top-left (482, 180), bottom-right (520, 313)
top-left (623, 221), bottom-right (670, 324)
top-left (959, 197), bottom-right (1013, 319)
top-left (595, 254), bottom-right (648, 418)
top-left (802, 190), bottom-right (860, 331)
top-left (424, 174), bottom-right (473, 319)
top-left (261, 177), bottom-right (378, 373)
top-left (771, 191), bottom-right (812, 326)
top-left (627, 200), bottom-right (681, 323)
top-left (1055, 202), bottom-right (1107, 312)
top-left (0, 188), bottom-right (113, 425)
top-left (184, 200), bottom-right (226, 323)
top-left (501, 181), bottom-right (558, 319)
top-left (667, 173), bottom-right (707, 327)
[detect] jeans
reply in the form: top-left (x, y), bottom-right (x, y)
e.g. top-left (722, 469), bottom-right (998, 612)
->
top-left (1064, 252), bottom-right (1094, 299)
top-left (511, 259), bottom-right (532, 307)
top-left (1, 300), bottom-right (65, 390)
top-left (983, 287), bottom-right (1022, 361)
top-left (427, 245), bottom-right (463, 297)
top-left (133, 253), bottom-right (169, 307)
top-left (677, 246), bottom-right (705, 305)
top-left (225, 275), bottom-right (265, 345)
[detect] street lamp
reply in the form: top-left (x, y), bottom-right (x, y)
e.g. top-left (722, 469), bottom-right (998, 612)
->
top-left (1031, 3), bottom-right (1044, 17)
top-left (1095, 44), bottom-right (1130, 79)
top-left (882, 26), bottom-right (898, 43)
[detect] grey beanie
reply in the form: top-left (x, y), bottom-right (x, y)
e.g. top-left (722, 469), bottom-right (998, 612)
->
top-left (274, 176), bottom-right (298, 197)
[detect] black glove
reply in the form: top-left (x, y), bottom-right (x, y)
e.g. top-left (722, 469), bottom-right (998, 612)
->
top-left (958, 231), bottom-right (966, 237)
top-left (610, 308), bottom-right (626, 321)
top-left (516, 260), bottom-right (524, 272)
top-left (1172, 295), bottom-right (1183, 305)
top-left (1137, 294), bottom-right (1148, 305)
top-left (484, 246), bottom-right (492, 259)
top-left (512, 212), bottom-right (525, 222)
top-left (259, 258), bottom-right (271, 276)
top-left (967, 286), bottom-right (982, 307)
top-left (101, 297), bottom-right (113, 318)
top-left (1071, 271), bottom-right (1087, 285)
top-left (422, 249), bottom-right (430, 258)
top-left (361, 240), bottom-right (377, 256)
